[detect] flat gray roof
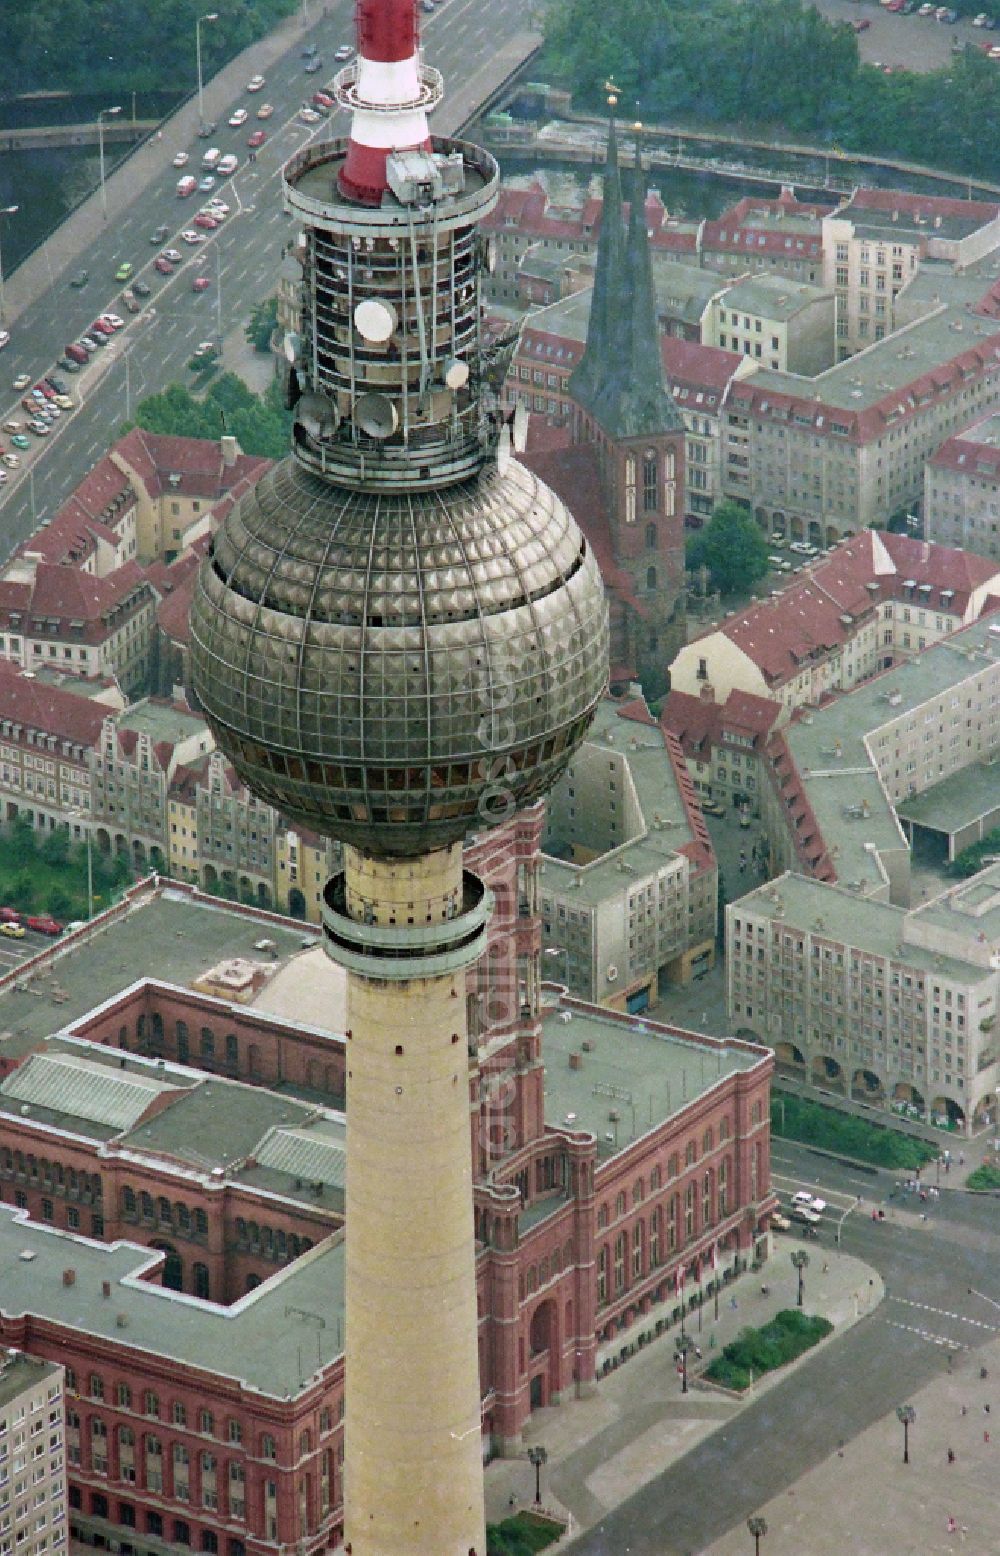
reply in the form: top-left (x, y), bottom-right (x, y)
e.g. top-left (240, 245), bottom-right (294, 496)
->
top-left (720, 273), bottom-right (831, 319)
top-left (0, 888), bottom-right (320, 1057)
top-left (908, 862), bottom-right (1000, 945)
top-left (0, 1351), bottom-right (61, 1408)
top-left (897, 761), bottom-right (1000, 836)
top-left (117, 700), bottom-right (210, 744)
top-left (0, 1204), bottom-right (344, 1399)
top-left (541, 995), bottom-right (762, 1158)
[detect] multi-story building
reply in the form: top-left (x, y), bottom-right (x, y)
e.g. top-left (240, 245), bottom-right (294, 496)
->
top-left (704, 272), bottom-right (836, 375)
top-left (0, 555), bottom-right (156, 697)
top-left (668, 529), bottom-right (1000, 711)
top-left (728, 864), bottom-right (1000, 1134)
top-left (665, 686), bottom-right (785, 817)
top-left (0, 866), bottom-right (774, 1553)
top-left (700, 192), bottom-right (829, 284)
top-left (540, 694), bottom-right (717, 1007)
top-left (110, 430), bottom-right (269, 566)
top-left (0, 662), bottom-right (109, 833)
top-left (925, 409), bottom-right (1000, 561)
top-left (90, 702), bottom-right (214, 871)
top-left (0, 1350), bottom-right (67, 1556)
top-left (821, 189), bottom-right (1000, 358)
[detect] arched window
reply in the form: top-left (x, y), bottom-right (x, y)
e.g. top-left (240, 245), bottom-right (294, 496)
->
top-left (615, 1191), bottom-right (626, 1219)
top-left (667, 1153), bottom-right (679, 1181)
top-left (646, 565), bottom-right (657, 592)
top-left (176, 1021), bottom-right (189, 1063)
top-left (702, 1169), bottom-right (713, 1227)
top-left (719, 1116), bottom-right (731, 1142)
top-left (685, 1140), bottom-right (697, 1167)
top-left (649, 1205), bottom-right (662, 1268)
top-left (225, 1033), bottom-right (239, 1068)
top-left (158, 1197), bottom-right (171, 1225)
top-left (140, 1192), bottom-right (154, 1222)
top-left (597, 1203), bottom-right (609, 1230)
top-left (650, 1164), bottom-right (661, 1192)
top-left (642, 451), bottom-right (658, 512)
top-left (702, 1127), bottom-right (714, 1155)
top-left (260, 1434), bottom-right (276, 1462)
top-left (632, 1218), bottom-right (644, 1281)
top-left (684, 1182), bottom-right (695, 1239)
top-left (614, 1232), bottom-right (627, 1295)
top-left (645, 521), bottom-right (657, 550)
top-left (193, 1263), bottom-right (210, 1301)
top-left (299, 1429), bottom-right (311, 1455)
top-left (668, 1195), bottom-right (678, 1252)
top-left (122, 1186), bottom-right (136, 1216)
top-left (719, 1156), bottom-right (730, 1216)
top-left (597, 1246), bottom-right (608, 1306)
top-left (200, 1028), bottom-right (215, 1061)
top-left (624, 454), bottom-right (637, 524)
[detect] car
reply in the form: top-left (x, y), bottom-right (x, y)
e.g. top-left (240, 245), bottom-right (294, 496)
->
top-left (246, 73), bottom-right (266, 92)
top-left (27, 421), bottom-right (50, 436)
top-left (422, 0), bottom-right (435, 11)
top-left (193, 212), bottom-right (218, 230)
top-left (44, 375), bottom-right (67, 393)
top-left (154, 256), bottom-right (175, 275)
top-left (256, 102), bottom-right (275, 119)
top-left (177, 175), bottom-right (198, 197)
top-left (1, 454), bottom-right (18, 469)
top-left (334, 43), bottom-right (354, 60)
top-left (192, 275), bottom-right (211, 293)
top-left (132, 279), bottom-right (151, 298)
top-left (172, 151), bottom-right (190, 167)
top-left (701, 799), bottom-right (726, 818)
top-left (197, 120), bottom-right (217, 139)
top-left (852, 16), bottom-right (870, 29)
top-left (26, 915), bottom-right (62, 936)
top-left (10, 434), bottom-right (29, 450)
top-left (918, 2), bottom-right (936, 11)
top-left (33, 383), bottom-right (54, 399)
top-left (0, 922), bottom-right (25, 939)
top-left (56, 357), bottom-right (80, 373)
top-left (162, 248), bottom-right (183, 263)
top-left (198, 174), bottom-right (216, 192)
top-left (70, 270), bottom-right (89, 289)
top-left (90, 320), bottom-right (114, 336)
top-left (304, 54), bottom-right (323, 73)
top-left (114, 262), bottom-right (133, 282)
top-left (217, 153), bottom-right (238, 176)
top-left (20, 397), bottom-right (36, 412)
top-left (122, 289), bottom-right (141, 313)
top-left (791, 1205), bottom-right (822, 1228)
top-left (1, 421), bottom-right (20, 434)
top-left (299, 107), bottom-right (322, 123)
top-left (54, 395), bottom-right (74, 411)
top-left (150, 224), bottom-right (169, 244)
top-left (82, 331), bottom-right (108, 348)
top-left (247, 129), bottom-right (266, 149)
top-left (769, 532), bottom-right (787, 546)
top-left (792, 1191), bottom-right (827, 1214)
top-left (228, 107), bottom-right (248, 127)
top-left (11, 373), bottom-right (30, 391)
top-left (181, 229), bottom-right (204, 246)
top-left (207, 200), bottom-right (230, 217)
top-left (100, 313), bottom-right (125, 330)
top-left (312, 91), bottom-right (335, 109)
top-left (974, 8), bottom-right (989, 19)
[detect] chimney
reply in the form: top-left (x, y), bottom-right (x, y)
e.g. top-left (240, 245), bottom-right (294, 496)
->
top-left (62, 1269), bottom-right (76, 1287)
top-left (220, 434), bottom-right (239, 468)
top-left (101, 1281), bottom-right (111, 1298)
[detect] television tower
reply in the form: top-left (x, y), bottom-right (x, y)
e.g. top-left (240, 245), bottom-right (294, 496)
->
top-left (189, 1), bottom-right (609, 1551)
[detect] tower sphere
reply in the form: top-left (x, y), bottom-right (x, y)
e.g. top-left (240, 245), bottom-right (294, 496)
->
top-left (190, 454), bottom-right (608, 857)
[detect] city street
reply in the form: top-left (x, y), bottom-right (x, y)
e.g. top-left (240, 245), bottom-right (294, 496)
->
top-left (554, 1143), bottom-right (1000, 1554)
top-left (0, 0), bottom-right (539, 551)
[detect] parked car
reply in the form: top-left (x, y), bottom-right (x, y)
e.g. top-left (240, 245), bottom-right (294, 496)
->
top-left (701, 799), bottom-right (726, 818)
top-left (115, 261), bottom-right (133, 282)
top-left (299, 107), bottom-right (322, 123)
top-left (150, 224), bottom-right (169, 244)
top-left (122, 289), bottom-right (141, 313)
top-left (132, 279), bottom-right (152, 298)
top-left (25, 915), bottom-right (62, 936)
top-left (1, 421), bottom-right (21, 434)
top-left (64, 343), bottom-right (89, 365)
top-left (852, 16), bottom-right (871, 29)
top-left (192, 275), bottom-right (211, 293)
top-left (0, 922), bottom-right (25, 939)
top-left (82, 332), bottom-right (108, 349)
top-left (10, 435), bottom-right (30, 450)
top-left (1, 454), bottom-right (19, 469)
top-left (54, 396), bottom-right (74, 411)
top-left (0, 906), bottom-right (21, 923)
top-left (44, 376), bottom-right (67, 394)
top-left (181, 229), bottom-right (204, 245)
top-left (56, 357), bottom-right (80, 374)
top-left (12, 373), bottom-right (30, 391)
top-left (27, 421), bottom-right (50, 436)
top-left (101, 313), bottom-right (125, 330)
top-left (194, 213), bottom-right (218, 230)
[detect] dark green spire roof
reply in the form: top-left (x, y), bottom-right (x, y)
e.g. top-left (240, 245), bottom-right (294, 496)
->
top-left (567, 115), bottom-right (624, 413)
top-left (570, 132), bottom-right (684, 441)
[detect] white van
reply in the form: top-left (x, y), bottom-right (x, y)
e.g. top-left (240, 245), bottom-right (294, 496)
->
top-left (201, 147), bottom-right (221, 171)
top-left (176, 175), bottom-right (197, 198)
top-left (217, 153), bottom-right (239, 176)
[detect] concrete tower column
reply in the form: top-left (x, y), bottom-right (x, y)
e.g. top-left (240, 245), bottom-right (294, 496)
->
top-left (324, 843), bottom-right (492, 1556)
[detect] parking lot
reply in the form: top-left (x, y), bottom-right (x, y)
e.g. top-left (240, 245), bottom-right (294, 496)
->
top-left (810, 0), bottom-right (985, 73)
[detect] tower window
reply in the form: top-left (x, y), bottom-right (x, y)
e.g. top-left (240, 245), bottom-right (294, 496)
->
top-left (643, 452), bottom-right (657, 512)
top-left (645, 522), bottom-right (657, 550)
top-left (646, 566), bottom-right (657, 592)
top-left (625, 454), bottom-right (636, 524)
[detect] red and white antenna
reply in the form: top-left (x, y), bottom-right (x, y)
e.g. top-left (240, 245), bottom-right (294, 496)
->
top-left (336, 0), bottom-right (443, 205)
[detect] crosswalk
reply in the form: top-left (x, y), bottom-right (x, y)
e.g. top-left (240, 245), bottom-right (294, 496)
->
top-left (883, 1294), bottom-right (999, 1352)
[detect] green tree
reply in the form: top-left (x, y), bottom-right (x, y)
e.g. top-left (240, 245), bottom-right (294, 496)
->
top-left (46, 886), bottom-right (74, 921)
top-left (686, 502), bottom-right (769, 597)
top-left (246, 297), bottom-right (279, 354)
top-left (40, 826), bottom-right (70, 868)
top-left (11, 871), bottom-right (35, 912)
top-left (7, 815), bottom-right (37, 868)
top-left (130, 375), bottom-right (290, 461)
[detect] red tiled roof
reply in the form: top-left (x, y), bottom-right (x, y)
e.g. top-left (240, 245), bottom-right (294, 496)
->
top-left (0, 661), bottom-right (108, 748)
top-left (661, 336), bottom-right (744, 395)
top-left (111, 428), bottom-right (271, 500)
top-left (846, 187), bottom-right (1000, 224)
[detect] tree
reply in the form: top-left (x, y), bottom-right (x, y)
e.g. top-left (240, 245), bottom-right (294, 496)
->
top-left (40, 826), bottom-right (70, 868)
top-left (129, 374), bottom-right (291, 461)
top-left (11, 871), bottom-right (35, 912)
top-left (46, 886), bottom-right (74, 921)
top-left (686, 502), bottom-right (769, 597)
top-left (246, 297), bottom-right (279, 354)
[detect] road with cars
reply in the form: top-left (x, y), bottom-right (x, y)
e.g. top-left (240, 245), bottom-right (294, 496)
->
top-left (0, 0), bottom-right (532, 552)
top-left (568, 1138), bottom-right (1000, 1555)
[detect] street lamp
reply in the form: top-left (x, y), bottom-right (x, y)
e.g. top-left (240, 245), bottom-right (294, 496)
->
top-left (97, 107), bottom-right (122, 220)
top-left (196, 13), bottom-right (220, 132)
top-left (527, 1445), bottom-right (547, 1507)
top-left (676, 1332), bottom-right (694, 1395)
top-left (0, 205), bottom-right (18, 324)
top-left (747, 1515), bottom-right (767, 1556)
top-left (896, 1403), bottom-right (916, 1465)
top-left (68, 809), bottom-right (94, 921)
top-left (790, 1248), bottom-right (809, 1309)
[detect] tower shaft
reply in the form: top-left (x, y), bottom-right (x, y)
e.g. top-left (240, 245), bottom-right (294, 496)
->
top-left (325, 845), bottom-right (490, 1555)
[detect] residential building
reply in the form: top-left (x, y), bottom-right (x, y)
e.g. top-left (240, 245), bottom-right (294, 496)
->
top-left (0, 1350), bottom-right (67, 1556)
top-left (704, 272), bottom-right (836, 375)
top-left (540, 694), bottom-right (717, 1009)
top-left (90, 702), bottom-right (215, 872)
top-left (728, 864), bottom-right (1000, 1135)
top-left (664, 686), bottom-right (785, 816)
top-left (111, 430), bottom-right (269, 565)
top-left (925, 409), bottom-right (1000, 561)
top-left (0, 555), bottom-right (155, 696)
top-left (701, 192), bottom-right (829, 283)
top-left (0, 663), bottom-right (108, 833)
top-left (668, 529), bottom-right (1000, 711)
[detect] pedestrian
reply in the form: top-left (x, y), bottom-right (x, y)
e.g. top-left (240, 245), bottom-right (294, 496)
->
top-left (959, 1152), bottom-right (965, 1167)
top-left (836, 1440), bottom-right (844, 1458)
top-left (730, 1295), bottom-right (738, 1311)
top-left (945, 1159), bottom-right (951, 1174)
top-left (985, 1430), bottom-right (990, 1444)
top-left (508, 1493), bottom-right (516, 1509)
top-left (822, 1261), bottom-right (829, 1275)
top-left (948, 1516), bottom-right (957, 1534)
top-left (984, 1403), bottom-right (990, 1414)
top-left (962, 1405), bottom-right (968, 1416)
top-left (948, 1447), bottom-right (956, 1464)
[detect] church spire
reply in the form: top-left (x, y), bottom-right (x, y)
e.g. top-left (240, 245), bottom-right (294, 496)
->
top-left (616, 133), bottom-right (684, 437)
top-left (567, 93), bottom-right (624, 413)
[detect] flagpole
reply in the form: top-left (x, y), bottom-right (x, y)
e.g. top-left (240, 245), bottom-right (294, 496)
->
top-left (679, 1265), bottom-right (686, 1338)
top-left (713, 1242), bottom-right (720, 1323)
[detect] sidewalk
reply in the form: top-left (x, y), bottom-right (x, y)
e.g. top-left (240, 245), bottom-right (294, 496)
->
top-left (485, 1246), bottom-right (882, 1540)
top-left (4, 8), bottom-right (313, 324)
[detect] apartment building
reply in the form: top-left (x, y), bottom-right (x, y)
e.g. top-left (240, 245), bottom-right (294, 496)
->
top-left (822, 189), bottom-right (1000, 358)
top-left (700, 193), bottom-right (829, 284)
top-left (728, 864), bottom-right (1000, 1135)
top-left (0, 556), bottom-right (155, 697)
top-left (0, 1351), bottom-right (67, 1556)
top-left (91, 702), bottom-right (215, 872)
top-left (0, 664), bottom-right (110, 833)
top-left (111, 430), bottom-right (269, 565)
top-left (925, 409), bottom-right (1000, 561)
top-left (540, 695), bottom-right (717, 1009)
top-left (704, 272), bottom-right (836, 375)
top-left (664, 686), bottom-right (785, 816)
top-left (668, 529), bottom-right (1000, 711)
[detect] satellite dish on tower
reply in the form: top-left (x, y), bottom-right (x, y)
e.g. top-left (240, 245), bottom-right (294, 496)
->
top-left (354, 393), bottom-right (399, 439)
top-left (511, 401), bottom-right (529, 453)
top-left (354, 298), bottom-right (398, 343)
top-left (295, 392), bottom-right (339, 438)
top-left (444, 357), bottom-right (469, 390)
top-left (496, 423), bottom-right (511, 477)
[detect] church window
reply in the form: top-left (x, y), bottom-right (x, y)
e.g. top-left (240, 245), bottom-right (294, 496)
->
top-left (625, 455), bottom-right (637, 524)
top-left (642, 452), bottom-right (658, 512)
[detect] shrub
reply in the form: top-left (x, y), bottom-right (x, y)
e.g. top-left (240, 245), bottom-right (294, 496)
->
top-left (771, 1092), bottom-right (935, 1169)
top-left (704, 1309), bottom-right (832, 1391)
